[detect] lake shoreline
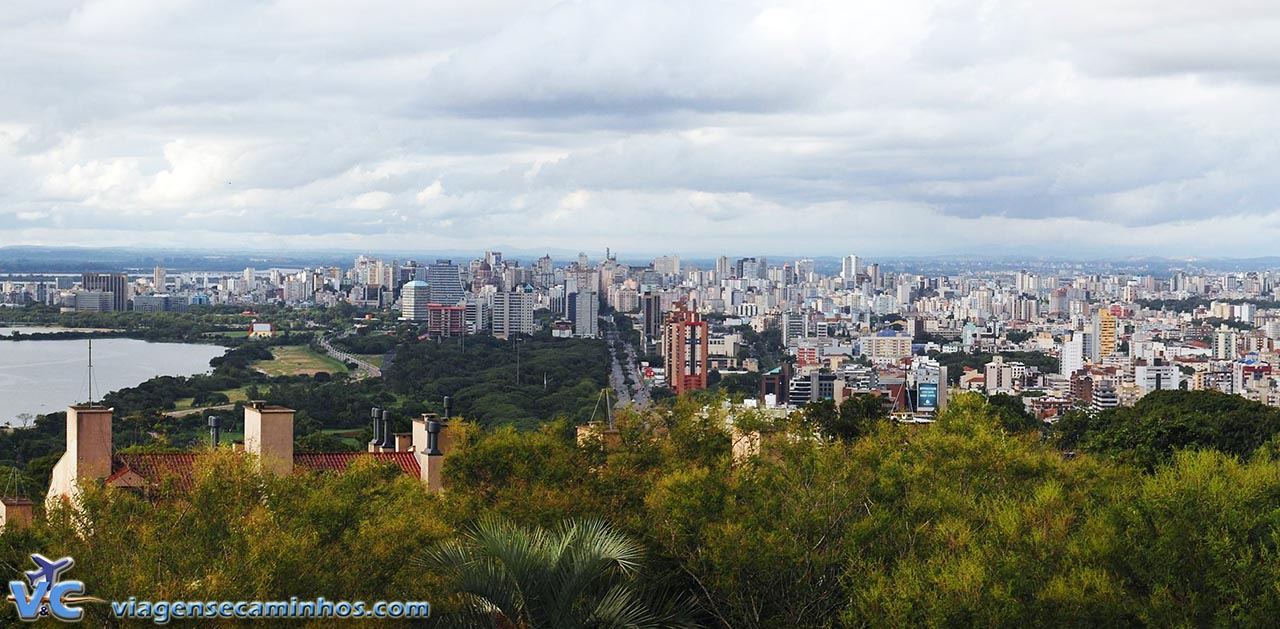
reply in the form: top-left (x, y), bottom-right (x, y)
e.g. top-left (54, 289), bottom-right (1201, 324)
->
top-left (0, 334), bottom-right (229, 425)
top-left (0, 325), bottom-right (237, 346)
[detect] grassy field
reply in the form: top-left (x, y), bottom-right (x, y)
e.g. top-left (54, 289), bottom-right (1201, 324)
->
top-left (173, 386), bottom-right (252, 411)
top-left (322, 428), bottom-right (367, 449)
top-left (254, 346), bottom-right (349, 377)
top-left (356, 354), bottom-right (385, 368)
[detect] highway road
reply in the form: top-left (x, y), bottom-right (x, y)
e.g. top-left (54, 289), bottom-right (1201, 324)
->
top-left (318, 330), bottom-right (382, 379)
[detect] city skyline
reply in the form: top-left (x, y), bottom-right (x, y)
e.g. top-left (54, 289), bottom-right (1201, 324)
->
top-left (2, 2), bottom-right (1279, 256)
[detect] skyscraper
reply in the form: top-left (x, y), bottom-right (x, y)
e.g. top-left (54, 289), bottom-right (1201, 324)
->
top-left (841, 255), bottom-right (862, 282)
top-left (663, 302), bottom-right (708, 396)
top-left (566, 269), bottom-right (599, 338)
top-left (400, 280), bottom-right (431, 321)
top-left (153, 266), bottom-right (166, 291)
top-left (492, 285), bottom-right (536, 339)
top-left (641, 292), bottom-right (664, 351)
top-left (427, 260), bottom-right (465, 306)
top-left (715, 256), bottom-right (731, 280)
top-left (80, 272), bottom-right (129, 312)
top-left (1060, 332), bottom-right (1085, 376)
top-left (1214, 325), bottom-right (1237, 360)
top-left (1092, 308), bottom-right (1117, 360)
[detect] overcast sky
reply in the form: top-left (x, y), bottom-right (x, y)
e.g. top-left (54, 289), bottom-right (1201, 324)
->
top-left (1, 1), bottom-right (1278, 258)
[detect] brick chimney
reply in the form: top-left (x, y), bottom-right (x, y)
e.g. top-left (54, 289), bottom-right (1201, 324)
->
top-left (243, 401), bottom-right (295, 476)
top-left (45, 405), bottom-right (113, 507)
top-left (394, 433), bottom-right (413, 452)
top-left (0, 497), bottom-right (34, 530)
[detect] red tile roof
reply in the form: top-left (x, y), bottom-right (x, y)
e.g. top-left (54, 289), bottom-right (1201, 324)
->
top-left (296, 452), bottom-right (420, 477)
top-left (111, 451), bottom-right (419, 492)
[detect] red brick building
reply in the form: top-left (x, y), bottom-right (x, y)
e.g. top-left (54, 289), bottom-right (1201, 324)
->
top-left (663, 302), bottom-right (709, 396)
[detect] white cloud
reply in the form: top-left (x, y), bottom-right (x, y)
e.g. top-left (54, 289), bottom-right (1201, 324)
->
top-left (415, 180), bottom-right (444, 205)
top-left (0, 0), bottom-right (1278, 256)
top-left (349, 190), bottom-right (394, 210)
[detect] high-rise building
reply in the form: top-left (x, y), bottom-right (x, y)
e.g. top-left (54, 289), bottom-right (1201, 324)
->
top-left (568, 288), bottom-right (599, 338)
top-left (1135, 359), bottom-right (1179, 394)
top-left (153, 266), bottom-right (166, 291)
top-left (641, 292), bottom-right (664, 350)
top-left (1060, 332), bottom-right (1085, 376)
top-left (80, 272), bottom-right (129, 312)
top-left (427, 260), bottom-right (465, 306)
top-left (653, 255), bottom-right (680, 276)
top-left (426, 304), bottom-right (467, 337)
top-left (492, 285), bottom-right (536, 339)
top-left (533, 255), bottom-right (555, 288)
top-left (663, 302), bottom-right (708, 396)
top-left (715, 256), bottom-right (732, 280)
top-left (400, 280), bottom-right (431, 321)
top-left (841, 255), bottom-right (862, 282)
top-left (1214, 326), bottom-right (1238, 360)
top-left (566, 269), bottom-right (599, 338)
top-left (69, 290), bottom-right (115, 312)
top-left (1092, 308), bottom-right (1117, 360)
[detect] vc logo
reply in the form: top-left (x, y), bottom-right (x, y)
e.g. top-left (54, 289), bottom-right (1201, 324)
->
top-left (7, 554), bottom-right (101, 622)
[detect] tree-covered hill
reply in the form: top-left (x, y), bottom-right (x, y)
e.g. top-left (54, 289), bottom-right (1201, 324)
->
top-left (1057, 389), bottom-right (1280, 468)
top-left (385, 334), bottom-right (611, 429)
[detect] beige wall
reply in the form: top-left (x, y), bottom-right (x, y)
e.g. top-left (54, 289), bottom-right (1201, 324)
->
top-left (244, 403), bottom-right (294, 476)
top-left (0, 498), bottom-right (33, 530)
top-left (411, 415), bottom-right (445, 491)
top-left (45, 406), bottom-right (113, 508)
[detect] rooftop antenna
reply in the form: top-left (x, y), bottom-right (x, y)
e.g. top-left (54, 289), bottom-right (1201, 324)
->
top-left (2, 466), bottom-right (24, 500)
top-left (86, 339), bottom-right (97, 406)
top-left (587, 388), bottom-right (615, 429)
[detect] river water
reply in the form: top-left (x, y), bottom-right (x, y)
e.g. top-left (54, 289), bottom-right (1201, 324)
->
top-left (0, 326), bottom-right (225, 425)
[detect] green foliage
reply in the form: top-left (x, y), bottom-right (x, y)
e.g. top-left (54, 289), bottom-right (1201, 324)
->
top-left (987, 393), bottom-right (1042, 434)
top-left (804, 394), bottom-right (888, 442)
top-left (930, 350), bottom-right (1059, 384)
top-left (1056, 390), bottom-right (1280, 467)
top-left (11, 383), bottom-right (1280, 627)
top-left (334, 331), bottom-right (399, 355)
top-left (712, 371), bottom-right (761, 398)
top-left (1005, 329), bottom-right (1034, 344)
top-left (0, 450), bottom-right (448, 626)
top-left (385, 335), bottom-right (611, 428)
top-left (295, 431), bottom-right (357, 453)
top-left (420, 517), bottom-right (695, 628)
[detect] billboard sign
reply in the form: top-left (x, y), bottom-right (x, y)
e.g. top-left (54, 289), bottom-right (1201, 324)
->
top-left (917, 383), bottom-right (938, 411)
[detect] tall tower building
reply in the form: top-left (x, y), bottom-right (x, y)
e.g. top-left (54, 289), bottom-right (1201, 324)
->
top-left (841, 255), bottom-right (862, 281)
top-left (400, 280), bottom-right (431, 322)
top-left (566, 269), bottom-right (599, 338)
top-left (493, 285), bottom-right (536, 339)
top-left (663, 302), bottom-right (709, 396)
top-left (1213, 326), bottom-right (1237, 360)
top-left (715, 256), bottom-right (731, 280)
top-left (1060, 333), bottom-right (1085, 376)
top-left (80, 272), bottom-right (129, 312)
top-left (152, 266), bottom-right (167, 292)
top-left (1092, 308), bottom-right (1117, 360)
top-left (641, 292), bottom-right (664, 351)
top-left (427, 260), bottom-right (465, 306)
